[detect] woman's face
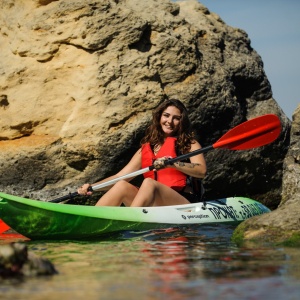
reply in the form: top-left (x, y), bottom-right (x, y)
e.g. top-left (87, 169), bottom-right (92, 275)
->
top-left (160, 105), bottom-right (182, 137)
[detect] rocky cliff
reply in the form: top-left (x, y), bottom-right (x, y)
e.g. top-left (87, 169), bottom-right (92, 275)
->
top-left (0, 0), bottom-right (291, 206)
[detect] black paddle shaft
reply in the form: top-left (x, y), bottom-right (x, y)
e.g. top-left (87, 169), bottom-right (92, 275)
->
top-left (164, 145), bottom-right (214, 166)
top-left (49, 186), bottom-right (94, 203)
top-left (49, 192), bottom-right (79, 203)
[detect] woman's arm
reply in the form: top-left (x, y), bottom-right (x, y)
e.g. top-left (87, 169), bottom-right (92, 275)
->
top-left (79, 148), bottom-right (142, 194)
top-left (168, 140), bottom-right (207, 179)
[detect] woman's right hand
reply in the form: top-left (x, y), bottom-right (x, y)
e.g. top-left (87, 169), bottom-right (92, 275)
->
top-left (77, 183), bottom-right (93, 195)
top-left (153, 156), bottom-right (173, 170)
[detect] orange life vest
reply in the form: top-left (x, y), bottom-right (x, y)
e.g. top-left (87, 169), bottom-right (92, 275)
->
top-left (141, 137), bottom-right (187, 191)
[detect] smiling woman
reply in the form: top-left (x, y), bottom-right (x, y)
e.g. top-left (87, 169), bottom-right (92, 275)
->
top-left (78, 99), bottom-right (207, 207)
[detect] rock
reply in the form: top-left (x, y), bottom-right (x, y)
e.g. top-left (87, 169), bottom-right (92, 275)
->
top-left (0, 0), bottom-right (291, 207)
top-left (0, 242), bottom-right (57, 277)
top-left (232, 104), bottom-right (300, 246)
top-left (22, 251), bottom-right (58, 276)
top-left (281, 105), bottom-right (300, 205)
top-left (0, 243), bottom-right (27, 276)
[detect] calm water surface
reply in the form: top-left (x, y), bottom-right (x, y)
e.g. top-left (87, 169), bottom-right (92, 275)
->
top-left (1, 224), bottom-right (300, 300)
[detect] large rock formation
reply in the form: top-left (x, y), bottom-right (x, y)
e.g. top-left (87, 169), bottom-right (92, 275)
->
top-left (0, 0), bottom-right (290, 208)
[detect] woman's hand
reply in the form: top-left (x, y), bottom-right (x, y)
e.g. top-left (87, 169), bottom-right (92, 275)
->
top-left (77, 183), bottom-right (93, 195)
top-left (153, 156), bottom-right (173, 170)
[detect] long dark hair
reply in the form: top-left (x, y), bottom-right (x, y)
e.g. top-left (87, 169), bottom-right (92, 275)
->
top-left (141, 99), bottom-right (195, 154)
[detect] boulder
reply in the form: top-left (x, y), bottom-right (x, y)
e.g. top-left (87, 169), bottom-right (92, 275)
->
top-left (232, 104), bottom-right (300, 246)
top-left (0, 242), bottom-right (57, 277)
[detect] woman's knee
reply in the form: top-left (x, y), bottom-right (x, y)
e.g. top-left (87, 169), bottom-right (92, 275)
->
top-left (114, 180), bottom-right (138, 198)
top-left (114, 180), bottom-right (132, 191)
top-left (141, 178), bottom-right (157, 189)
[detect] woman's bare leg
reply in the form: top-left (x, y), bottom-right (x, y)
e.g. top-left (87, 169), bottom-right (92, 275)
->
top-left (95, 180), bottom-right (138, 206)
top-left (130, 178), bottom-right (190, 207)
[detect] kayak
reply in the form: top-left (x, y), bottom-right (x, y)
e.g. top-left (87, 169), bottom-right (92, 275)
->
top-left (0, 192), bottom-right (270, 240)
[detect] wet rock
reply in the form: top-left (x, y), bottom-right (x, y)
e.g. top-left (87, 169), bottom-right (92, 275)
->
top-left (22, 252), bottom-right (58, 276)
top-left (0, 243), bottom-right (57, 278)
top-left (0, 243), bottom-right (27, 276)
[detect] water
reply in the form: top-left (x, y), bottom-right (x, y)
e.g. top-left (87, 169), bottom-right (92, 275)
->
top-left (1, 224), bottom-right (300, 299)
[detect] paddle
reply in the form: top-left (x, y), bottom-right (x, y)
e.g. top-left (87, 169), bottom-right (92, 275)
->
top-left (49, 114), bottom-right (281, 203)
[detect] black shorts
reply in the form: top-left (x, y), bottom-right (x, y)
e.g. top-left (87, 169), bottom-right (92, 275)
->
top-left (179, 191), bottom-right (202, 203)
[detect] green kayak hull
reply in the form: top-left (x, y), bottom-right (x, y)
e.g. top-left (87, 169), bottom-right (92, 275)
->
top-left (0, 192), bottom-right (270, 240)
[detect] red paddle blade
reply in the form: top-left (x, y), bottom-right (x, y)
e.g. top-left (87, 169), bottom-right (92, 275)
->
top-left (213, 114), bottom-right (281, 150)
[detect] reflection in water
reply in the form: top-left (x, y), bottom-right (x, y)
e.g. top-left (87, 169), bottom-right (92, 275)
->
top-left (138, 225), bottom-right (287, 298)
top-left (1, 224), bottom-right (300, 299)
top-left (141, 225), bottom-right (285, 278)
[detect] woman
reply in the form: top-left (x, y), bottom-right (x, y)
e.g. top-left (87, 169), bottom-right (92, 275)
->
top-left (78, 99), bottom-right (206, 206)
